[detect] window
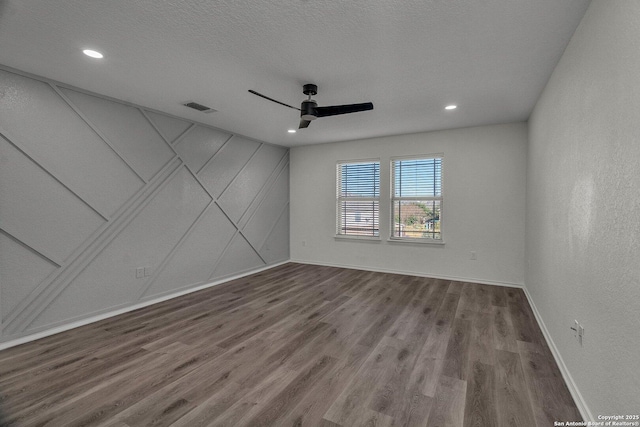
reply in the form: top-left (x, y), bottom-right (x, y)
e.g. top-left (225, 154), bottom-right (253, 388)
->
top-left (391, 155), bottom-right (442, 240)
top-left (336, 160), bottom-right (380, 237)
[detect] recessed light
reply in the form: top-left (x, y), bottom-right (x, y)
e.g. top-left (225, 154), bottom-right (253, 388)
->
top-left (83, 49), bottom-right (104, 59)
top-left (445, 105), bottom-right (457, 110)
top-left (288, 129), bottom-right (296, 134)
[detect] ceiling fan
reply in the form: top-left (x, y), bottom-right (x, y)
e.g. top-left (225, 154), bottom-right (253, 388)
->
top-left (248, 84), bottom-right (374, 129)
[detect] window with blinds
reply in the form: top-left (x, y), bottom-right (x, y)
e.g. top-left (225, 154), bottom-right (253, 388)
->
top-left (391, 156), bottom-right (442, 240)
top-left (336, 161), bottom-right (380, 237)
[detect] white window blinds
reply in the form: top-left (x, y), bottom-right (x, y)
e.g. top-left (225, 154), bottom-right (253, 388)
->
top-left (336, 161), bottom-right (380, 237)
top-left (391, 156), bottom-right (442, 240)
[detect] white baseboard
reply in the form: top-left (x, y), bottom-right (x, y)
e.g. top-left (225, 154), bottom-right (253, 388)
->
top-left (290, 258), bottom-right (524, 289)
top-left (521, 287), bottom-right (593, 422)
top-left (0, 260), bottom-right (289, 351)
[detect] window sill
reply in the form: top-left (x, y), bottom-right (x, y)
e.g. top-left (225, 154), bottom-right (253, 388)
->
top-left (335, 235), bottom-right (382, 242)
top-left (387, 237), bottom-right (445, 246)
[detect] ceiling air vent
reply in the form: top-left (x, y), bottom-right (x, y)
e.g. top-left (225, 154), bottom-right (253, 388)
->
top-left (182, 101), bottom-right (216, 113)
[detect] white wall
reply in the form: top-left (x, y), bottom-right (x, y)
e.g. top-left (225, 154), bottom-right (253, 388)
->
top-left (291, 123), bottom-right (527, 285)
top-left (527, 0), bottom-right (640, 416)
top-left (0, 67), bottom-right (289, 343)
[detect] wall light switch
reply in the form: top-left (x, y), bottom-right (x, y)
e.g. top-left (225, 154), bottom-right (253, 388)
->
top-left (135, 267), bottom-right (144, 279)
top-left (470, 251), bottom-right (477, 260)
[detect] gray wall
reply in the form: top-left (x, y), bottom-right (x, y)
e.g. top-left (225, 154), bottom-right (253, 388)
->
top-left (0, 67), bottom-right (289, 343)
top-left (290, 123), bottom-right (527, 286)
top-left (527, 0), bottom-right (640, 417)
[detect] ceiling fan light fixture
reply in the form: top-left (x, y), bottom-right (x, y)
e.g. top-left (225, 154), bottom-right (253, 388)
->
top-left (301, 99), bottom-right (318, 121)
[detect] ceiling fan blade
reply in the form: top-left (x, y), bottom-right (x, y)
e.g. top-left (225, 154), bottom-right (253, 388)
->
top-left (299, 119), bottom-right (312, 129)
top-left (248, 90), bottom-right (300, 111)
top-left (315, 102), bottom-right (373, 117)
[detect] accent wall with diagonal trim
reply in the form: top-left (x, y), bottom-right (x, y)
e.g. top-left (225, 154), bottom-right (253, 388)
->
top-left (0, 67), bottom-right (289, 343)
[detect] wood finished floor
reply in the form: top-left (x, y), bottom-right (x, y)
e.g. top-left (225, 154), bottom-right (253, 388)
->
top-left (0, 263), bottom-right (581, 427)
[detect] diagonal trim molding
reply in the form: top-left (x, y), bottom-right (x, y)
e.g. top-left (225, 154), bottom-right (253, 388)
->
top-left (0, 127), bottom-right (110, 223)
top-left (194, 134), bottom-right (235, 176)
top-left (139, 109), bottom-right (193, 146)
top-left (136, 149), bottom-right (290, 301)
top-left (258, 201), bottom-right (290, 252)
top-left (0, 228), bottom-right (61, 269)
top-left (170, 138), bottom-right (269, 266)
top-left (5, 158), bottom-right (183, 333)
top-left (238, 151), bottom-right (290, 230)
top-left (0, 65), bottom-right (290, 343)
top-left (51, 83), bottom-right (148, 184)
top-left (135, 200), bottom-right (225, 301)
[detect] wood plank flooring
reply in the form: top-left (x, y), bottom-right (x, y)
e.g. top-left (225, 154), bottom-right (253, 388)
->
top-left (0, 263), bottom-right (582, 426)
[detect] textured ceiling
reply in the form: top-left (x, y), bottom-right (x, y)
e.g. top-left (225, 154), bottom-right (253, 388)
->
top-left (0, 0), bottom-right (590, 146)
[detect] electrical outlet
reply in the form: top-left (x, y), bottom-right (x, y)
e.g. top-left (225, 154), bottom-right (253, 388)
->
top-left (144, 266), bottom-right (151, 277)
top-left (135, 267), bottom-right (144, 279)
top-left (470, 251), bottom-right (477, 260)
top-left (570, 320), bottom-right (585, 345)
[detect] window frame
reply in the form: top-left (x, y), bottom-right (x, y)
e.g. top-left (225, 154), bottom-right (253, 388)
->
top-left (335, 159), bottom-right (381, 240)
top-left (389, 154), bottom-right (444, 243)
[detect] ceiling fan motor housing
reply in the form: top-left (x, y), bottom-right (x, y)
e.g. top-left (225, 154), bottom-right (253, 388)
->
top-left (301, 99), bottom-right (318, 121)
